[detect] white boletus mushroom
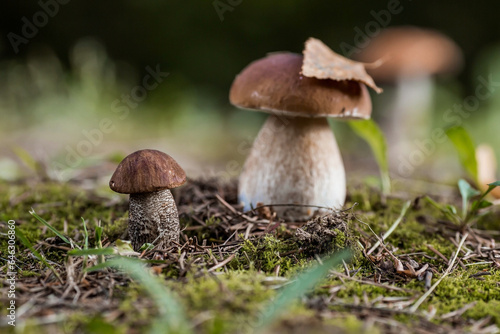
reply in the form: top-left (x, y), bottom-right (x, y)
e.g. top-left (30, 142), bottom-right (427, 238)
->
top-left (230, 51), bottom-right (374, 220)
top-left (109, 149), bottom-right (186, 251)
top-left (355, 26), bottom-right (463, 162)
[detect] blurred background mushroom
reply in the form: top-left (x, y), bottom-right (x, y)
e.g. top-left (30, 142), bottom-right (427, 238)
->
top-left (355, 26), bottom-right (463, 165)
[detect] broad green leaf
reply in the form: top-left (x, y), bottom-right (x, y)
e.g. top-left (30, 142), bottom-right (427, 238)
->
top-left (349, 119), bottom-right (390, 194)
top-left (139, 243), bottom-right (155, 252)
top-left (88, 257), bottom-right (190, 334)
top-left (458, 179), bottom-right (481, 219)
top-left (116, 239), bottom-right (135, 252)
top-left (446, 127), bottom-right (478, 183)
top-left (29, 209), bottom-right (71, 244)
top-left (255, 250), bottom-right (351, 331)
top-left (473, 200), bottom-right (493, 210)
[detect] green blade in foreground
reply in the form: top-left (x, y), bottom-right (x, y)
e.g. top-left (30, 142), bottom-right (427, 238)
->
top-left (254, 250), bottom-right (351, 332)
top-left (88, 257), bottom-right (190, 334)
top-left (446, 126), bottom-right (478, 183)
top-left (348, 119), bottom-right (391, 194)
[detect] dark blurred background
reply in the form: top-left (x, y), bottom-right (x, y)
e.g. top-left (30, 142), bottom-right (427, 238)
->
top-left (0, 1), bottom-right (499, 186)
top-left (2, 1), bottom-right (499, 96)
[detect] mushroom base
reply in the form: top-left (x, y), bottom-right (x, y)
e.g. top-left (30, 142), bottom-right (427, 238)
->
top-left (238, 115), bottom-right (346, 221)
top-left (129, 189), bottom-right (180, 251)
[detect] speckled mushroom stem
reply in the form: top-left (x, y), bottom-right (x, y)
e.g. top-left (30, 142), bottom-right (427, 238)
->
top-left (238, 114), bottom-right (346, 221)
top-left (128, 189), bottom-right (180, 251)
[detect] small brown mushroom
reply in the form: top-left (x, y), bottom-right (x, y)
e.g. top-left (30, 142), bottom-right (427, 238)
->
top-left (109, 149), bottom-right (186, 251)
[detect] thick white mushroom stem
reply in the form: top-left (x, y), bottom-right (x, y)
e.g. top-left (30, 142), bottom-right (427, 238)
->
top-left (128, 189), bottom-right (180, 251)
top-left (239, 114), bottom-right (346, 221)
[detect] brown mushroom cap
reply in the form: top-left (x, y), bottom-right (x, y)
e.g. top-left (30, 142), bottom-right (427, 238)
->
top-left (109, 149), bottom-right (186, 194)
top-left (355, 26), bottom-right (463, 83)
top-left (229, 52), bottom-right (372, 119)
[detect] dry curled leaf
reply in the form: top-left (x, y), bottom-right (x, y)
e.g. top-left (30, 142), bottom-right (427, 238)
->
top-left (302, 37), bottom-right (382, 93)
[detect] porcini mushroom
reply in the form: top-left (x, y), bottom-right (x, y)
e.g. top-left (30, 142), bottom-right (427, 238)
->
top-left (230, 40), bottom-right (379, 220)
top-left (355, 26), bottom-right (463, 162)
top-left (109, 149), bottom-right (186, 251)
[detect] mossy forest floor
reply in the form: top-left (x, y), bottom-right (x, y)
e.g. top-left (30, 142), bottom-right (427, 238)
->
top-left (0, 174), bottom-right (499, 334)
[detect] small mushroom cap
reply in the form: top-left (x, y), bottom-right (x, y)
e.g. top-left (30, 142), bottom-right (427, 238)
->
top-left (109, 149), bottom-right (186, 194)
top-left (229, 52), bottom-right (372, 119)
top-left (355, 26), bottom-right (463, 82)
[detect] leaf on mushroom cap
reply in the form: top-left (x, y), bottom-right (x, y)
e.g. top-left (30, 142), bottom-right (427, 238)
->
top-left (109, 149), bottom-right (186, 194)
top-left (230, 52), bottom-right (372, 119)
top-left (302, 37), bottom-right (382, 93)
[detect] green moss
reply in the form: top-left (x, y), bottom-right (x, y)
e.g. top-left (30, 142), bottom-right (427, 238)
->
top-left (1, 179), bottom-right (499, 333)
top-left (332, 229), bottom-right (347, 250)
top-left (103, 214), bottom-right (128, 241)
top-left (0, 181), bottom-right (127, 261)
top-left (426, 270), bottom-right (500, 325)
top-left (174, 271), bottom-right (275, 333)
top-left (229, 235), bottom-right (307, 275)
top-left (332, 279), bottom-right (412, 300)
top-left (325, 315), bottom-right (381, 334)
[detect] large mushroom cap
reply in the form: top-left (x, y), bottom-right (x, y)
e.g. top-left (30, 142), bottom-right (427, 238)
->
top-left (355, 26), bottom-right (463, 82)
top-left (109, 149), bottom-right (186, 194)
top-left (229, 52), bottom-right (372, 119)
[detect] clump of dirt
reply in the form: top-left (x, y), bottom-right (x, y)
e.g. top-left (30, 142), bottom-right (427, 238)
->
top-left (295, 211), bottom-right (354, 255)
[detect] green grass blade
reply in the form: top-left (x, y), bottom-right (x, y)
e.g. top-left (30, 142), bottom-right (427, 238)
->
top-left (16, 228), bottom-right (63, 284)
top-left (81, 218), bottom-right (89, 271)
top-left (29, 209), bottom-right (71, 244)
top-left (89, 257), bottom-right (190, 334)
top-left (82, 218), bottom-right (89, 250)
top-left (255, 250), bottom-right (351, 331)
top-left (95, 224), bottom-right (105, 264)
top-left (96, 226), bottom-right (103, 247)
top-left (446, 127), bottom-right (478, 183)
top-left (348, 119), bottom-right (391, 194)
